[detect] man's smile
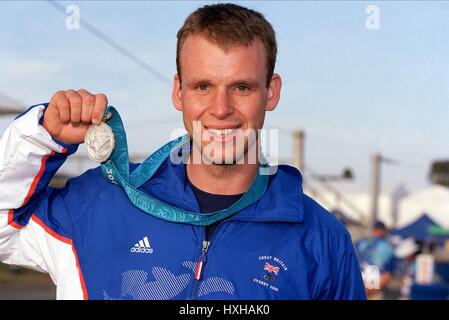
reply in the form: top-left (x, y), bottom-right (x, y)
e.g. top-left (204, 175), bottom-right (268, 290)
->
top-left (203, 125), bottom-right (243, 142)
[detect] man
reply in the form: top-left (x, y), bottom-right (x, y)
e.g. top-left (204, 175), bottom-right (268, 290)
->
top-left (0, 3), bottom-right (366, 299)
top-left (356, 220), bottom-right (396, 299)
top-left (394, 238), bottom-right (419, 300)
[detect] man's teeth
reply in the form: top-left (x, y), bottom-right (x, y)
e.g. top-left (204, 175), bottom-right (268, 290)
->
top-left (208, 128), bottom-right (238, 136)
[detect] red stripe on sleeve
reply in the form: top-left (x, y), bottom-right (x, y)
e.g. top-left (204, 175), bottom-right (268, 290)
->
top-left (31, 214), bottom-right (88, 299)
top-left (8, 150), bottom-right (57, 228)
top-left (7, 209), bottom-right (24, 229)
top-left (22, 151), bottom-right (55, 206)
top-left (31, 214), bottom-right (71, 244)
top-left (72, 246), bottom-right (89, 300)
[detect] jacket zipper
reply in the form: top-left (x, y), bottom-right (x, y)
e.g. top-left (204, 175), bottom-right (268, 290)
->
top-left (190, 237), bottom-right (210, 299)
top-left (194, 240), bottom-right (210, 281)
top-left (189, 218), bottom-right (232, 299)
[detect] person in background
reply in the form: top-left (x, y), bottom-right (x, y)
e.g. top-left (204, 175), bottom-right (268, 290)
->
top-left (394, 238), bottom-right (420, 300)
top-left (356, 220), bottom-right (396, 299)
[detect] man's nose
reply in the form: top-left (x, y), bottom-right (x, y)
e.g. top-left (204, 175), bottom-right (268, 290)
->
top-left (208, 89), bottom-right (234, 119)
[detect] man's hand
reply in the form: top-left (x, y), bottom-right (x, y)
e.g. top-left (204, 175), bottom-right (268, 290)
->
top-left (42, 89), bottom-right (108, 145)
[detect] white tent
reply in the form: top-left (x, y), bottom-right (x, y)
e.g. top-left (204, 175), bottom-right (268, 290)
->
top-left (398, 185), bottom-right (449, 228)
top-left (305, 189), bottom-right (393, 227)
top-left (306, 184), bottom-right (449, 230)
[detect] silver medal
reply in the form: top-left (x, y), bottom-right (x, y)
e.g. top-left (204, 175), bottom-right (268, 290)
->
top-left (85, 122), bottom-right (115, 162)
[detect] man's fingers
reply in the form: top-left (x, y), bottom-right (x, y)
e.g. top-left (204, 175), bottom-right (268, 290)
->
top-left (48, 89), bottom-right (108, 127)
top-left (66, 90), bottom-right (82, 126)
top-left (51, 91), bottom-right (70, 123)
top-left (78, 89), bottom-right (95, 124)
top-left (92, 93), bottom-right (108, 125)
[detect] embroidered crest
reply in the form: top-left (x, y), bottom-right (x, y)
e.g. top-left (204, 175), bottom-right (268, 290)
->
top-left (253, 255), bottom-right (288, 292)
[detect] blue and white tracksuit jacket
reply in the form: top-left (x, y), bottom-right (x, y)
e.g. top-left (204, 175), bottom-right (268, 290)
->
top-left (0, 104), bottom-right (366, 300)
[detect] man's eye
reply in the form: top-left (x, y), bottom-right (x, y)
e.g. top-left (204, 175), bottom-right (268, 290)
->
top-left (237, 85), bottom-right (249, 92)
top-left (198, 84), bottom-right (209, 91)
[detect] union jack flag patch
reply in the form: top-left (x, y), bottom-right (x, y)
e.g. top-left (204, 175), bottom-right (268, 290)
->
top-left (263, 262), bottom-right (280, 275)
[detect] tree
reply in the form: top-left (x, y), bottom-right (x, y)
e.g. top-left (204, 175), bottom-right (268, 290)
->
top-left (429, 160), bottom-right (449, 187)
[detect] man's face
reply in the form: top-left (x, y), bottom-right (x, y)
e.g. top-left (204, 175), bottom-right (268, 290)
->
top-left (172, 35), bottom-right (281, 165)
top-left (372, 228), bottom-right (387, 238)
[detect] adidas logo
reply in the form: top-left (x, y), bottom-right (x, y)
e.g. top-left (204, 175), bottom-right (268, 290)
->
top-left (130, 236), bottom-right (153, 254)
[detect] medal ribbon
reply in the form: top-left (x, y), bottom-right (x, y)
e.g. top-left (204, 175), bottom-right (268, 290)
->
top-left (100, 106), bottom-right (269, 226)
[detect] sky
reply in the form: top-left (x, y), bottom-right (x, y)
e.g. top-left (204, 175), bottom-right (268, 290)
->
top-left (0, 0), bottom-right (448, 194)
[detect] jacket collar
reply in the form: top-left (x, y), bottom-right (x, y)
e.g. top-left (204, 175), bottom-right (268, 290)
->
top-left (139, 155), bottom-right (305, 224)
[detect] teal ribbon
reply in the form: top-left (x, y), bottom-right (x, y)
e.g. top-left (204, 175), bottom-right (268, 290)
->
top-left (100, 106), bottom-right (269, 226)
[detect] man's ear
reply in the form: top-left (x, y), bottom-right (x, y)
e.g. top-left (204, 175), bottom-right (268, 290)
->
top-left (266, 73), bottom-right (282, 112)
top-left (172, 73), bottom-right (183, 111)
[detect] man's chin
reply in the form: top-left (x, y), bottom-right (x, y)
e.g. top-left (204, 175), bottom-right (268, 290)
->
top-left (202, 150), bottom-right (246, 166)
top-left (205, 156), bottom-right (239, 166)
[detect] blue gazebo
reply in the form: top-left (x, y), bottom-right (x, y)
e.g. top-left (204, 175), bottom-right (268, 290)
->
top-left (391, 213), bottom-right (449, 242)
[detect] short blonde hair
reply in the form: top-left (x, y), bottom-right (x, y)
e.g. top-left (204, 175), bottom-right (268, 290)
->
top-left (176, 3), bottom-right (277, 87)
